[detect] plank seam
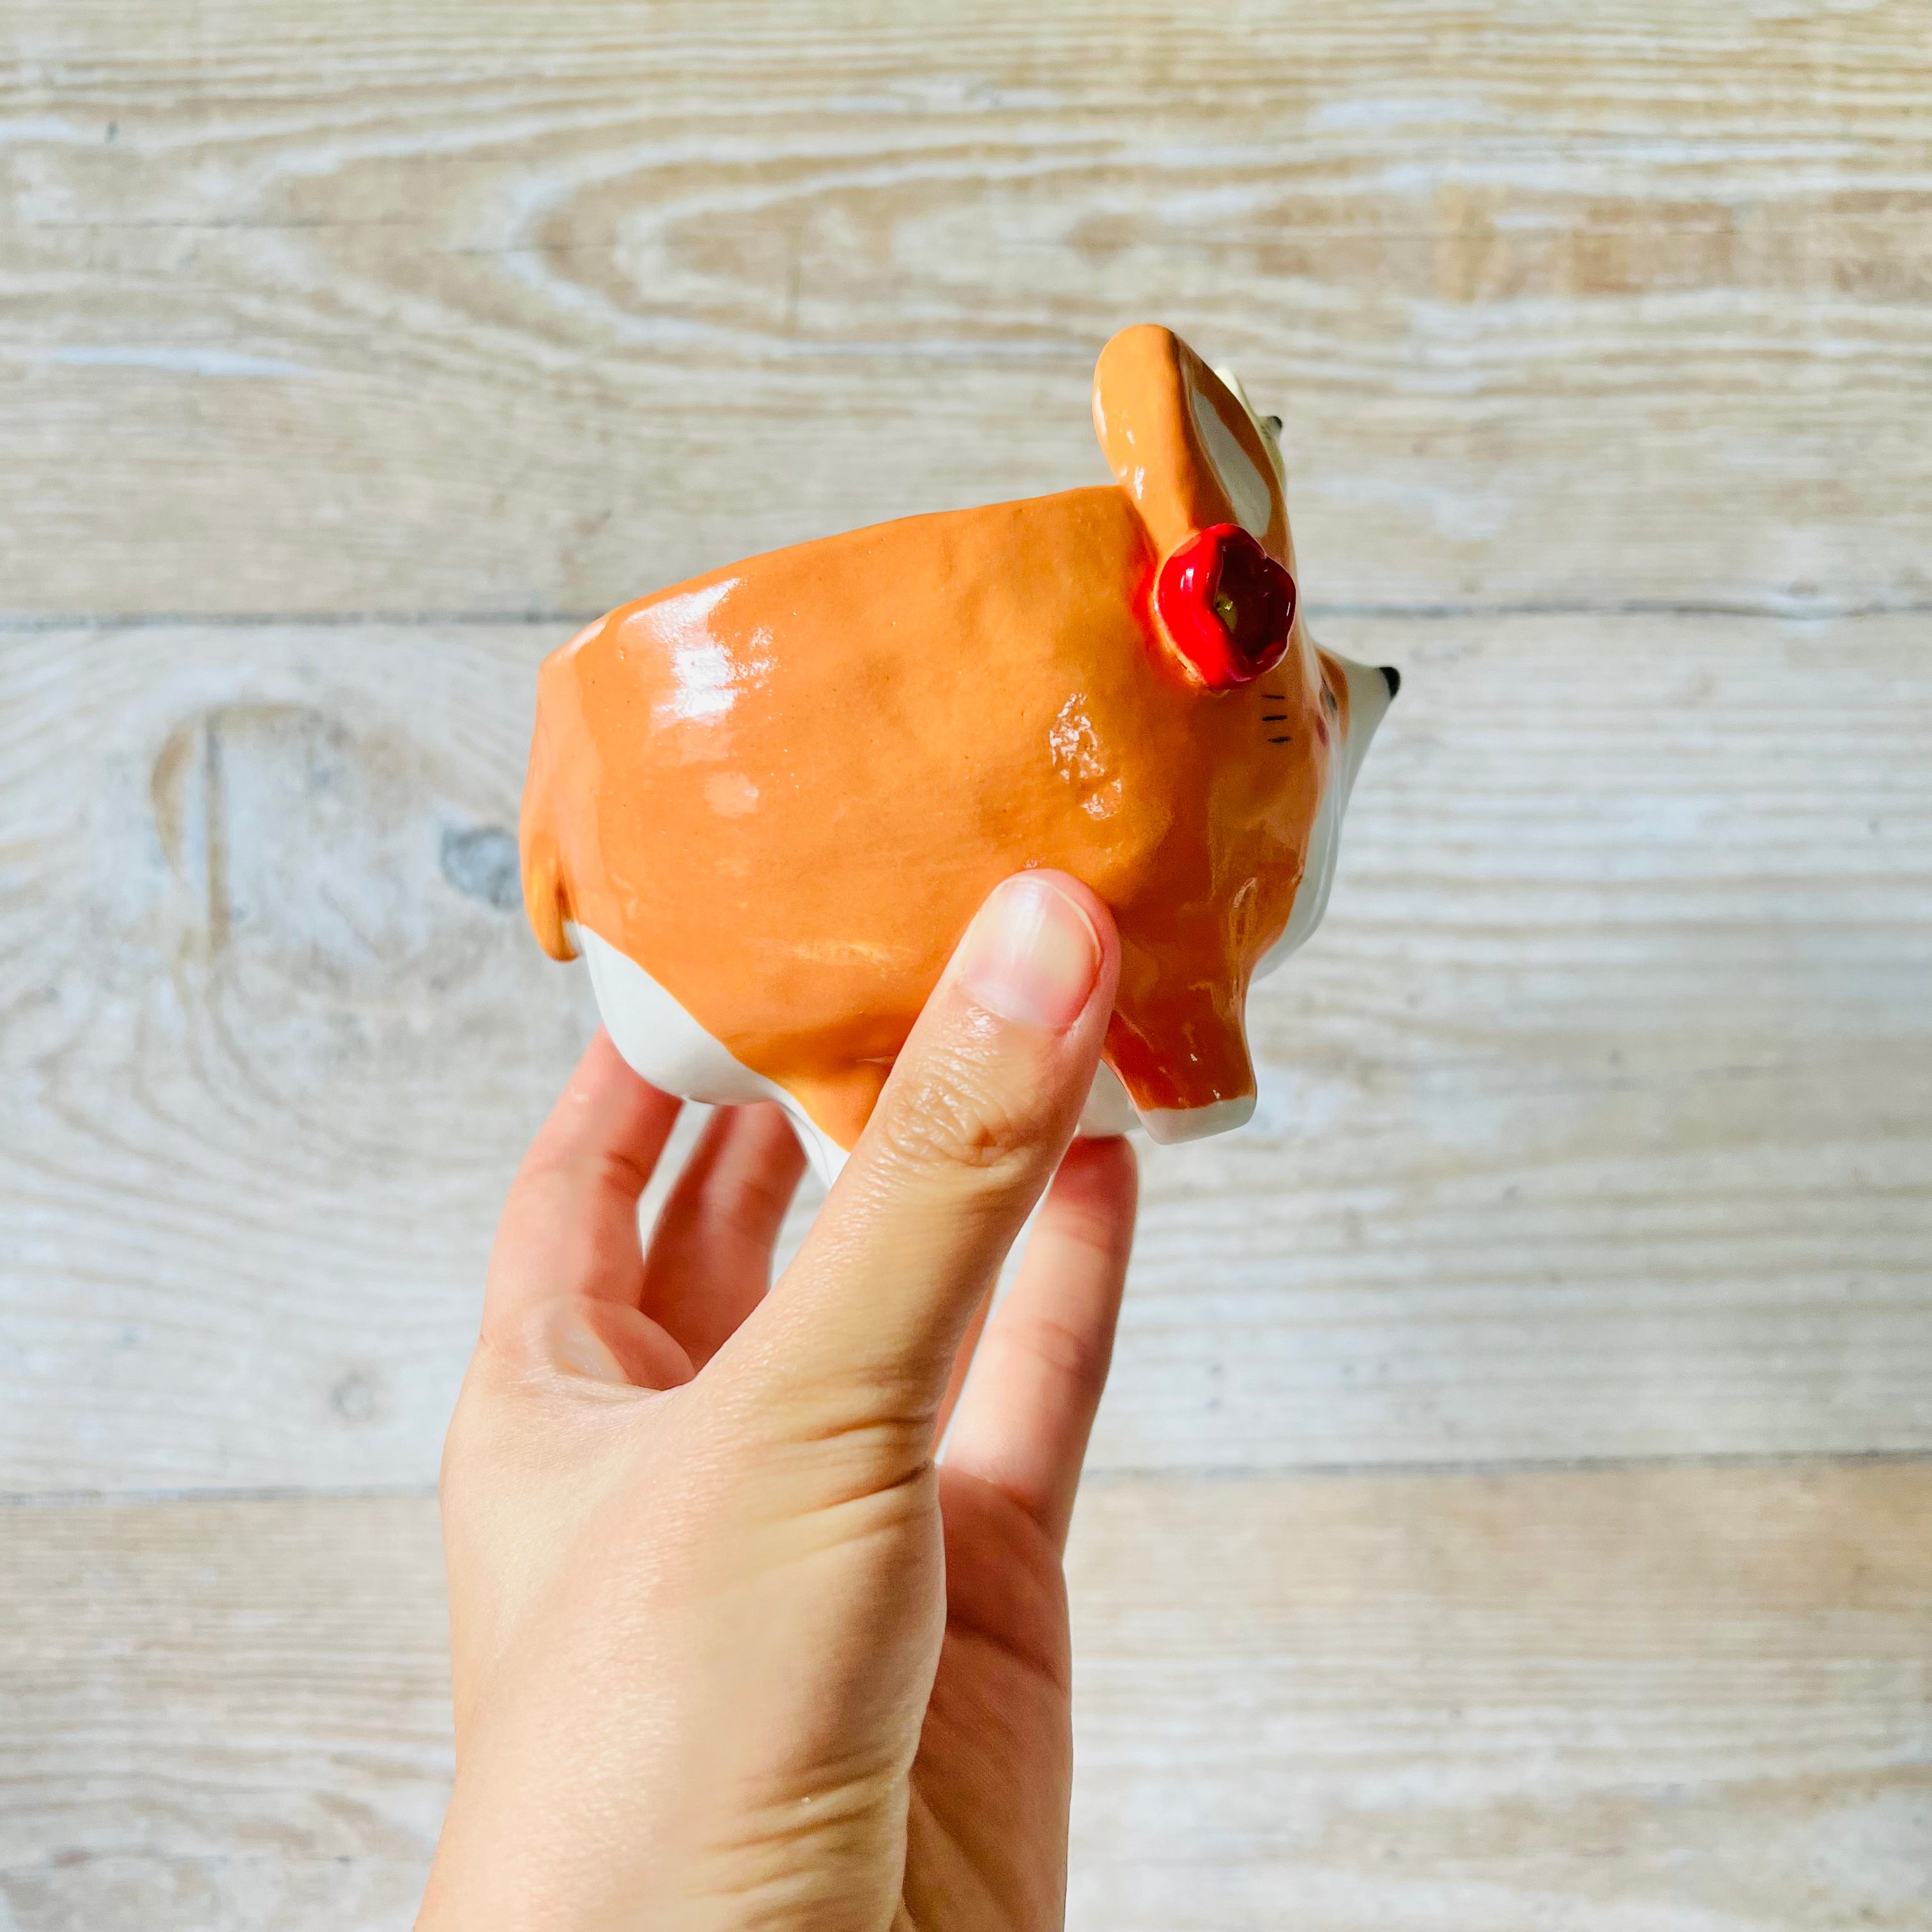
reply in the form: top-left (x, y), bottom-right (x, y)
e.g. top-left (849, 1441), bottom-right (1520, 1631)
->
top-left (0, 1483), bottom-right (442, 1509)
top-left (4, 596), bottom-right (1932, 634)
top-left (1082, 1446), bottom-right (1932, 1485)
top-left (5, 1446), bottom-right (1930, 1508)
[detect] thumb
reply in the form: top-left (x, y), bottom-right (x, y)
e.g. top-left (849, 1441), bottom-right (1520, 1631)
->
top-left (726, 869), bottom-right (1118, 1449)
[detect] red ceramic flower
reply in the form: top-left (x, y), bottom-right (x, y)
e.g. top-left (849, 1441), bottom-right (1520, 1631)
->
top-left (1154, 523), bottom-right (1297, 690)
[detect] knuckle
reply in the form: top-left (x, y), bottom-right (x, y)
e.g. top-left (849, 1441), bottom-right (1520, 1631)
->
top-left (715, 1164), bottom-right (795, 1237)
top-left (874, 1051), bottom-right (1052, 1186)
top-left (1009, 1307), bottom-right (1113, 1404)
top-left (707, 1370), bottom-right (937, 1508)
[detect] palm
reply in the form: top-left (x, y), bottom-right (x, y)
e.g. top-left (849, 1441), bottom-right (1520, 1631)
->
top-left (485, 1083), bottom-right (1131, 1932)
top-left (900, 1468), bottom-right (1081, 1930)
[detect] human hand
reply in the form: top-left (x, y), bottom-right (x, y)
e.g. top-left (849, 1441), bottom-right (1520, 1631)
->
top-left (419, 870), bottom-right (1137, 1931)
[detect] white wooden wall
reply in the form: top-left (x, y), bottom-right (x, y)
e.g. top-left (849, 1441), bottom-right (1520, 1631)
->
top-left (3, 4), bottom-right (1929, 1926)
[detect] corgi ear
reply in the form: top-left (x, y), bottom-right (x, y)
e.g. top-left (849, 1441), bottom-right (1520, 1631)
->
top-left (1091, 324), bottom-right (1290, 565)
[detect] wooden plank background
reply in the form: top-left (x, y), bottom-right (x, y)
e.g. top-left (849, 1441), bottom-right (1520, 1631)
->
top-left (3, 3), bottom-right (1929, 1927)
top-left (8, 1470), bottom-right (1929, 1928)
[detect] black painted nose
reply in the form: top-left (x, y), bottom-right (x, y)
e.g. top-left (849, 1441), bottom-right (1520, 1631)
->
top-left (1380, 665), bottom-right (1401, 699)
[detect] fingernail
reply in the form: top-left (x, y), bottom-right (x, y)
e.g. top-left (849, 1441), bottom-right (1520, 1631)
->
top-left (542, 1308), bottom-right (631, 1385)
top-left (957, 874), bottom-right (1101, 1031)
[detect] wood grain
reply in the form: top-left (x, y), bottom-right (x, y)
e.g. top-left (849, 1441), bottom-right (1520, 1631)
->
top-left (4, 1467), bottom-right (1927, 1930)
top-left (4, 610), bottom-right (1928, 1491)
top-left (0, 1496), bottom-right (450, 1932)
top-left (7, 10), bottom-right (1932, 1922)
top-left (6, 0), bottom-right (1931, 618)
top-left (1065, 1463), bottom-right (1932, 1929)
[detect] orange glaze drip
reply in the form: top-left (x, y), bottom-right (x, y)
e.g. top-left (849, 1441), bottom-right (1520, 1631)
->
top-left (521, 328), bottom-right (1338, 1150)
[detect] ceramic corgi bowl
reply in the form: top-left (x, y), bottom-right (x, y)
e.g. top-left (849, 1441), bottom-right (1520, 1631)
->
top-left (521, 324), bottom-right (1397, 1181)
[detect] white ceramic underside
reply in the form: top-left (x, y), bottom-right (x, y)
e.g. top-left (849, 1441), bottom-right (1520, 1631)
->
top-left (572, 920), bottom-right (848, 1184)
top-left (574, 924), bottom-right (1261, 1185)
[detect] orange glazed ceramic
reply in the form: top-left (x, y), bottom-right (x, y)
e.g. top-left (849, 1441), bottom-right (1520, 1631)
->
top-left (520, 325), bottom-right (1397, 1177)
